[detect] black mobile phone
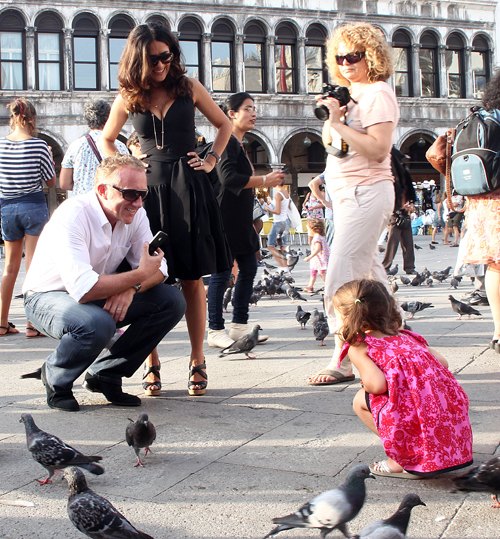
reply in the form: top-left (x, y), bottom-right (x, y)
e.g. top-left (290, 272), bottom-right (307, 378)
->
top-left (149, 231), bottom-right (168, 255)
top-left (281, 167), bottom-right (290, 175)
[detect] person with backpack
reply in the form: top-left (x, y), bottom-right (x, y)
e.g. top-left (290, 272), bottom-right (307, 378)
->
top-left (458, 71), bottom-right (500, 353)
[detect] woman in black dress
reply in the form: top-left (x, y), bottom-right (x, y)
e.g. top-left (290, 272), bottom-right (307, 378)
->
top-left (101, 23), bottom-right (232, 395)
top-left (206, 93), bottom-right (285, 348)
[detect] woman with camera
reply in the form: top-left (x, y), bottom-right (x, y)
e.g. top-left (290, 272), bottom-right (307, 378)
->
top-left (307, 23), bottom-right (399, 386)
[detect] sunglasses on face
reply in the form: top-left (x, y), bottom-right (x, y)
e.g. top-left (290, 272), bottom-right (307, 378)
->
top-left (149, 51), bottom-right (174, 66)
top-left (110, 185), bottom-right (149, 202)
top-left (335, 51), bottom-right (365, 65)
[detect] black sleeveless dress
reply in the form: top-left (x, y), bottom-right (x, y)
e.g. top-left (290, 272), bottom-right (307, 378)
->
top-left (130, 95), bottom-right (231, 282)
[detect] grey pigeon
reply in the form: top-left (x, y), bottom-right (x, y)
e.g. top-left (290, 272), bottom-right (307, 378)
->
top-left (400, 301), bottom-right (433, 319)
top-left (449, 278), bottom-right (459, 289)
top-left (65, 467), bottom-right (153, 538)
top-left (20, 413), bottom-right (103, 484)
top-left (387, 264), bottom-right (398, 276)
top-left (399, 276), bottom-right (411, 286)
top-left (429, 243), bottom-right (436, 250)
top-left (414, 243), bottom-right (422, 250)
top-left (126, 413), bottom-right (156, 468)
top-left (426, 278), bottom-right (434, 287)
top-left (286, 285), bottom-right (307, 303)
top-left (353, 493), bottom-right (426, 538)
top-left (296, 305), bottom-right (311, 329)
top-left (220, 324), bottom-right (261, 359)
top-left (222, 287), bottom-right (232, 312)
top-left (264, 261), bottom-right (277, 270)
top-left (311, 309), bottom-right (321, 327)
top-left (313, 312), bottom-right (329, 346)
top-left (286, 253), bottom-right (299, 270)
top-left (264, 464), bottom-right (375, 539)
top-left (453, 456), bottom-right (500, 507)
top-left (449, 295), bottom-right (482, 320)
top-left (249, 293), bottom-right (262, 306)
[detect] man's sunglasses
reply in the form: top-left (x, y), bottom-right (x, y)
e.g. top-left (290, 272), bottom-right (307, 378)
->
top-left (149, 52), bottom-right (174, 66)
top-left (110, 185), bottom-right (149, 202)
top-left (335, 51), bottom-right (365, 65)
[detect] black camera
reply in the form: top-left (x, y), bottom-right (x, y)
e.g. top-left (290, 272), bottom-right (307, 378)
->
top-left (314, 84), bottom-right (351, 121)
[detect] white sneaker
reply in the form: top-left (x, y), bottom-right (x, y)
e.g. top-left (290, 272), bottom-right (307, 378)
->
top-left (207, 329), bottom-right (234, 349)
top-left (228, 323), bottom-right (269, 343)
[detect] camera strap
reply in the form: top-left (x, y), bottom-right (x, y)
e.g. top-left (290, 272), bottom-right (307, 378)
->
top-left (326, 141), bottom-right (348, 158)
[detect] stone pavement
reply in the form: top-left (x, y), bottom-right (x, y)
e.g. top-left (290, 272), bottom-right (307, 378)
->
top-left (0, 233), bottom-right (499, 538)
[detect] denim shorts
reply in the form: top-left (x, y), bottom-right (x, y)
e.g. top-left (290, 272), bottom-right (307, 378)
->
top-left (1, 194), bottom-right (49, 241)
top-left (267, 219), bottom-right (290, 247)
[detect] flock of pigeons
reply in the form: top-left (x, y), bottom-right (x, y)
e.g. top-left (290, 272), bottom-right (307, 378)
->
top-left (18, 412), bottom-right (500, 539)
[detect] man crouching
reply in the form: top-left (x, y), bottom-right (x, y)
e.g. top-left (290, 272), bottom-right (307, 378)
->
top-left (23, 155), bottom-right (185, 411)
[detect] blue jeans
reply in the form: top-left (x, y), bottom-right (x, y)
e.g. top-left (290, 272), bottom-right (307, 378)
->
top-left (267, 219), bottom-right (290, 247)
top-left (207, 252), bottom-right (257, 330)
top-left (24, 284), bottom-right (186, 392)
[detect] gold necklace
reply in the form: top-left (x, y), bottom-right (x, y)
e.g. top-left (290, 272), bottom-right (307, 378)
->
top-left (151, 112), bottom-right (164, 150)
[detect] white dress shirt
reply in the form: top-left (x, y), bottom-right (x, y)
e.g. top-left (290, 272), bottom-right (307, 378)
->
top-left (23, 191), bottom-right (168, 302)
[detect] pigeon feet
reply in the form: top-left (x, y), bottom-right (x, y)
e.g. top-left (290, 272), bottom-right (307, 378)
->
top-left (36, 477), bottom-right (52, 485)
top-left (134, 459), bottom-right (144, 468)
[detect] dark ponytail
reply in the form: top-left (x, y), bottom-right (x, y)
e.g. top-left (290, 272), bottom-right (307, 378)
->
top-left (221, 92), bottom-right (253, 117)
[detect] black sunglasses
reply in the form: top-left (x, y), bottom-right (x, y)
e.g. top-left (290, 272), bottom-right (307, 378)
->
top-left (111, 185), bottom-right (148, 202)
top-left (335, 51), bottom-right (365, 65)
top-left (149, 51), bottom-right (174, 66)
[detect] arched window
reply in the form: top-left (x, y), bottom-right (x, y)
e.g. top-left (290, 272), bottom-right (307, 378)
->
top-left (73, 14), bottom-right (99, 90)
top-left (243, 21), bottom-right (266, 93)
top-left (419, 32), bottom-right (439, 98)
top-left (211, 20), bottom-right (235, 92)
top-left (35, 12), bottom-right (63, 91)
top-left (0, 10), bottom-right (25, 90)
top-left (275, 23), bottom-right (297, 94)
top-left (472, 35), bottom-right (490, 99)
top-left (179, 19), bottom-right (202, 82)
top-left (446, 33), bottom-right (465, 98)
top-left (109, 15), bottom-right (134, 90)
top-left (306, 24), bottom-right (327, 94)
top-left (146, 15), bottom-right (169, 29)
top-left (392, 30), bottom-right (412, 97)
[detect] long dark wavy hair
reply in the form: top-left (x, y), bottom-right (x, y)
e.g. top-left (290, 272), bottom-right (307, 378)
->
top-left (118, 22), bottom-right (192, 113)
top-left (333, 279), bottom-right (401, 345)
top-left (482, 70), bottom-right (500, 109)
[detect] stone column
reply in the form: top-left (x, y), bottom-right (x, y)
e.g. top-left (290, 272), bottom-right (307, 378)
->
top-left (25, 26), bottom-right (36, 90)
top-left (297, 36), bottom-right (307, 94)
top-left (411, 43), bottom-right (421, 97)
top-left (63, 28), bottom-right (74, 91)
top-left (203, 33), bottom-right (213, 92)
top-left (266, 35), bottom-right (276, 94)
top-left (464, 46), bottom-right (473, 98)
top-left (235, 33), bottom-right (244, 92)
top-left (100, 28), bottom-right (110, 91)
top-left (438, 44), bottom-right (448, 98)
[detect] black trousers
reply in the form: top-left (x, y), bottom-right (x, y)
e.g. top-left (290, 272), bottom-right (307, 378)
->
top-left (382, 218), bottom-right (415, 273)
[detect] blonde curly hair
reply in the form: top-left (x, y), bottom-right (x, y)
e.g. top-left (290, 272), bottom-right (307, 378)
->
top-left (326, 23), bottom-right (393, 86)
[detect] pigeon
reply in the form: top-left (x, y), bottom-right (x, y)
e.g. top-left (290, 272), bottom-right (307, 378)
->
top-left (313, 312), bottom-right (329, 346)
top-left (429, 243), bottom-right (436, 250)
top-left (399, 275), bottom-right (411, 286)
top-left (220, 324), bottom-right (261, 359)
top-left (400, 301), bottom-right (433, 319)
top-left (296, 305), bottom-right (311, 329)
top-left (426, 278), bottom-right (434, 287)
top-left (414, 243), bottom-right (422, 250)
top-left (353, 493), bottom-right (426, 538)
top-left (286, 253), bottom-right (299, 271)
top-left (264, 464), bottom-right (374, 539)
top-left (387, 264), bottom-right (398, 276)
top-left (441, 265), bottom-right (453, 276)
top-left (410, 273), bottom-right (426, 286)
top-left (453, 456), bottom-right (500, 507)
top-left (126, 413), bottom-right (156, 468)
top-left (65, 467), bottom-right (153, 538)
top-left (285, 286), bottom-right (307, 303)
top-left (20, 366), bottom-right (42, 379)
top-left (264, 262), bottom-right (277, 270)
top-left (390, 281), bottom-right (398, 294)
top-left (20, 413), bottom-right (104, 485)
top-left (222, 287), bottom-right (232, 312)
top-left (433, 272), bottom-right (448, 284)
top-left (449, 295), bottom-right (482, 320)
top-left (266, 282), bottom-right (277, 298)
top-left (449, 278), bottom-right (460, 289)
top-left (249, 293), bottom-right (262, 306)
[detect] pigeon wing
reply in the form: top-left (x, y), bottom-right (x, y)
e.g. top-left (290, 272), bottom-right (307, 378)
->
top-left (357, 525), bottom-right (405, 539)
top-left (30, 433), bottom-right (86, 470)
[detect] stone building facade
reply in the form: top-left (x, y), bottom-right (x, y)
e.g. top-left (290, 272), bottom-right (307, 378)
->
top-left (0, 0), bottom-right (496, 210)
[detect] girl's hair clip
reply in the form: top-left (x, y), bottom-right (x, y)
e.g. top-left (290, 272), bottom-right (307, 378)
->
top-left (354, 298), bottom-right (361, 304)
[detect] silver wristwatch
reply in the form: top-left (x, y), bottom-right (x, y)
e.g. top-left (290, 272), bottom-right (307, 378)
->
top-left (132, 283), bottom-right (141, 293)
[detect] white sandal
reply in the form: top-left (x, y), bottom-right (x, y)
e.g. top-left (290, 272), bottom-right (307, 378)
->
top-left (370, 459), bottom-right (422, 479)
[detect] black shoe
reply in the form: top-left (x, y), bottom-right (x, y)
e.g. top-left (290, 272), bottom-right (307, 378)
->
top-left (41, 364), bottom-right (79, 412)
top-left (406, 270), bottom-right (418, 275)
top-left (431, 241), bottom-right (438, 245)
top-left (83, 373), bottom-right (141, 406)
top-left (465, 293), bottom-right (489, 306)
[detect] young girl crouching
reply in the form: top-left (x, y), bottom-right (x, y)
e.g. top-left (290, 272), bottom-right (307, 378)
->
top-left (334, 278), bottom-right (473, 479)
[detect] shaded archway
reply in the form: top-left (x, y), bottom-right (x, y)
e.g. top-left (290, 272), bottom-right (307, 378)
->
top-left (400, 132), bottom-right (440, 189)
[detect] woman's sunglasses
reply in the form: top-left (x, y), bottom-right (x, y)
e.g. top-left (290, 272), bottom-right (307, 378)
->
top-left (149, 51), bottom-right (174, 66)
top-left (111, 185), bottom-right (149, 202)
top-left (335, 51), bottom-right (365, 65)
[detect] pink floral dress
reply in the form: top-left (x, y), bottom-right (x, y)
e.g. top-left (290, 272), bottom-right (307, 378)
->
top-left (339, 330), bottom-right (473, 476)
top-left (310, 234), bottom-right (330, 273)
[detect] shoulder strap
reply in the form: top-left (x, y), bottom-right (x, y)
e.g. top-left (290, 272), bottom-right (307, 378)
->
top-left (86, 134), bottom-right (102, 163)
top-left (445, 129), bottom-right (456, 211)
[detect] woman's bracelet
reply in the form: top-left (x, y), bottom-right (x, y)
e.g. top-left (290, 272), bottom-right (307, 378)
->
top-left (262, 174), bottom-right (267, 186)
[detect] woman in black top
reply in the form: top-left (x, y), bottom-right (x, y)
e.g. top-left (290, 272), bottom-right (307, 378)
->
top-left (207, 93), bottom-right (285, 348)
